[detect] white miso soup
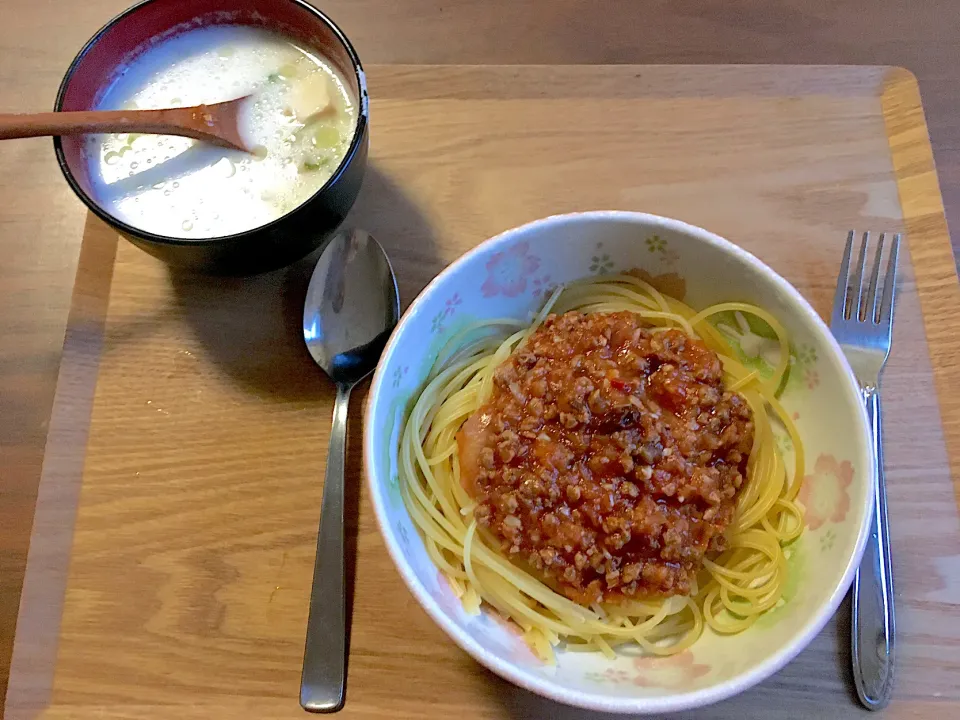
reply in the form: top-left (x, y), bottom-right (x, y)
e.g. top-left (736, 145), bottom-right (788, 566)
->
top-left (86, 24), bottom-right (358, 238)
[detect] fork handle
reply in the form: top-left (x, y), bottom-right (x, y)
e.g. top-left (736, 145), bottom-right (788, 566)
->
top-left (851, 388), bottom-right (896, 710)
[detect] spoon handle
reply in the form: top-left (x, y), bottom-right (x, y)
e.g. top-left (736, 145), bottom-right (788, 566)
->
top-left (300, 382), bottom-right (351, 713)
top-left (0, 102), bottom-right (246, 151)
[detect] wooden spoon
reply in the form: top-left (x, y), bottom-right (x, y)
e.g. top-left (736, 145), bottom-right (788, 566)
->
top-left (0, 96), bottom-right (251, 151)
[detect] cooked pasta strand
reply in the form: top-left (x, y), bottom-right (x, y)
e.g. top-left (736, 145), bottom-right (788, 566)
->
top-left (399, 275), bottom-right (805, 659)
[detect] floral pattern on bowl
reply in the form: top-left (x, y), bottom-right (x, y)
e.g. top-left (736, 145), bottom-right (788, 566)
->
top-left (586, 651), bottom-right (711, 688)
top-left (799, 454), bottom-right (854, 531)
top-left (364, 212), bottom-right (874, 714)
top-left (481, 240), bottom-right (541, 297)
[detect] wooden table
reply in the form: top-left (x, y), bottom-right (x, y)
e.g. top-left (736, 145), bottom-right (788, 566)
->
top-left (6, 61), bottom-right (960, 718)
top-left (1, 1), bottom-right (958, 717)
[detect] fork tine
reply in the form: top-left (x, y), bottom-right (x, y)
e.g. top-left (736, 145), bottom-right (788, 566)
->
top-left (851, 231), bottom-right (870, 320)
top-left (878, 233), bottom-right (900, 326)
top-left (832, 230), bottom-right (855, 324)
top-left (864, 233), bottom-right (885, 323)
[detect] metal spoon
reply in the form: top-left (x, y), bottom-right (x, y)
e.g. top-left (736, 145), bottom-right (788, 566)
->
top-left (301, 229), bottom-right (399, 712)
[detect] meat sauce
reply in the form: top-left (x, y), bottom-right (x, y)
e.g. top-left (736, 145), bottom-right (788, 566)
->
top-left (457, 311), bottom-right (754, 606)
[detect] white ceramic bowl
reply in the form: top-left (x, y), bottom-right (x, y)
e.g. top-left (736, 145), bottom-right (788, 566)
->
top-left (363, 212), bottom-right (873, 713)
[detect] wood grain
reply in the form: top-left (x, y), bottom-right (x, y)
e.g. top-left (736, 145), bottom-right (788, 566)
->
top-left (4, 65), bottom-right (959, 719)
top-left (4, 1), bottom-right (960, 712)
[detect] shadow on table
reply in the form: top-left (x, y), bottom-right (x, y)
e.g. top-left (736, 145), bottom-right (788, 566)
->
top-left (487, 682), bottom-right (625, 720)
top-left (165, 162), bottom-right (440, 404)
top-left (834, 593), bottom-right (855, 695)
top-left (163, 162), bottom-right (440, 685)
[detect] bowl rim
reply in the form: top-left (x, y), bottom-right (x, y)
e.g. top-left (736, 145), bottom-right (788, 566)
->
top-left (363, 210), bottom-right (875, 713)
top-left (52, 0), bottom-right (369, 246)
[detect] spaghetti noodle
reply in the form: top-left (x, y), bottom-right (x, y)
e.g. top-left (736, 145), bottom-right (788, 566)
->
top-left (399, 274), bottom-right (804, 660)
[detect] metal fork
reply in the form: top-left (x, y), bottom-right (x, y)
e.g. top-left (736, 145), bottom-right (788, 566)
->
top-left (830, 230), bottom-right (900, 710)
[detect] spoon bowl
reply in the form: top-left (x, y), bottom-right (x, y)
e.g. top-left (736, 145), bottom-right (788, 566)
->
top-left (303, 229), bottom-right (400, 384)
top-left (300, 229), bottom-right (399, 712)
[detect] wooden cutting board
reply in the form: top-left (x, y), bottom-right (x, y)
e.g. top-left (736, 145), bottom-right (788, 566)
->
top-left (6, 66), bottom-right (960, 720)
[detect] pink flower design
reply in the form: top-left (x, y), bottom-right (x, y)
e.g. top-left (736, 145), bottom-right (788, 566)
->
top-left (531, 274), bottom-right (554, 297)
top-left (599, 668), bottom-right (632, 684)
top-left (391, 365), bottom-right (408, 388)
top-left (434, 573), bottom-right (538, 664)
top-left (805, 369), bottom-right (820, 390)
top-left (444, 292), bottom-right (462, 317)
top-left (481, 241), bottom-right (540, 298)
top-left (485, 611), bottom-right (539, 664)
top-left (797, 454), bottom-right (854, 530)
top-left (631, 651), bottom-right (710, 688)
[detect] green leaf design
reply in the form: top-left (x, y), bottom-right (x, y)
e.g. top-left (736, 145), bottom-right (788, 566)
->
top-left (711, 311), bottom-right (815, 398)
top-left (793, 344), bottom-right (818, 366)
top-left (820, 529), bottom-right (837, 553)
top-left (382, 315), bottom-right (480, 509)
top-left (774, 428), bottom-right (794, 454)
top-left (382, 400), bottom-right (408, 509)
top-left (781, 539), bottom-right (804, 603)
top-left (710, 310), bottom-right (779, 340)
top-left (589, 254), bottom-right (613, 273)
top-left (712, 327), bottom-right (776, 379)
top-left (754, 538), bottom-right (805, 627)
top-left (645, 234), bottom-right (666, 253)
